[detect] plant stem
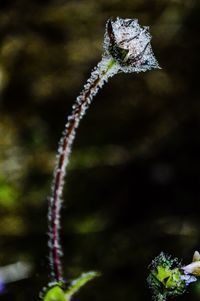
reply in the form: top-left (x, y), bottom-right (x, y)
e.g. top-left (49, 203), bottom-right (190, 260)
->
top-left (48, 56), bottom-right (117, 282)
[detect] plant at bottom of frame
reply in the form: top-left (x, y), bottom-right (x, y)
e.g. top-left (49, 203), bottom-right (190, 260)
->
top-left (147, 250), bottom-right (200, 301)
top-left (41, 272), bottom-right (100, 301)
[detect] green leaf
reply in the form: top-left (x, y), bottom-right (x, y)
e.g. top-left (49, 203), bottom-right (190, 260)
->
top-left (43, 285), bottom-right (66, 301)
top-left (65, 271), bottom-right (100, 301)
top-left (154, 265), bottom-right (171, 284)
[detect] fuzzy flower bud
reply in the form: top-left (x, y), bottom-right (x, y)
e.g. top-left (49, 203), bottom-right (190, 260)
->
top-left (104, 17), bottom-right (160, 73)
top-left (147, 252), bottom-right (199, 301)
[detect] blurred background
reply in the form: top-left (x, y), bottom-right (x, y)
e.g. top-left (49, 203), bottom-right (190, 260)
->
top-left (0, 0), bottom-right (200, 300)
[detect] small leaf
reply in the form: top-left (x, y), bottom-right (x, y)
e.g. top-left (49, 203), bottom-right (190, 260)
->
top-left (154, 266), bottom-right (171, 283)
top-left (43, 285), bottom-right (66, 301)
top-left (65, 271), bottom-right (100, 301)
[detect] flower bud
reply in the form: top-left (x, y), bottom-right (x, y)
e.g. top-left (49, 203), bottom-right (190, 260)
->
top-left (104, 17), bottom-right (160, 73)
top-left (147, 252), bottom-right (196, 301)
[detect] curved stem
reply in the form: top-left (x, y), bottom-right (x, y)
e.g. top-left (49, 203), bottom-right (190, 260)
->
top-left (48, 56), bottom-right (117, 282)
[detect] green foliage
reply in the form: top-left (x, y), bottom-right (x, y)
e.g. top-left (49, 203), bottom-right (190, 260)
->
top-left (43, 285), bottom-right (66, 301)
top-left (42, 271), bottom-right (100, 301)
top-left (65, 271), bottom-right (100, 300)
top-left (147, 252), bottom-right (186, 301)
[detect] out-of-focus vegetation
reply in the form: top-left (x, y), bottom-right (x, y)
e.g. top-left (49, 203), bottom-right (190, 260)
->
top-left (0, 0), bottom-right (200, 300)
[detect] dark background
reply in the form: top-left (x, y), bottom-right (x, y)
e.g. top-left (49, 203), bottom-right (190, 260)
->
top-left (0, 0), bottom-right (200, 300)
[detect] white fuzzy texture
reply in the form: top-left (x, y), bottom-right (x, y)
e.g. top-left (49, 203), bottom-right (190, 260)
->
top-left (104, 17), bottom-right (160, 73)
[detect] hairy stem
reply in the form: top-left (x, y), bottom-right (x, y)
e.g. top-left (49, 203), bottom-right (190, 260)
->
top-left (48, 56), bottom-right (117, 282)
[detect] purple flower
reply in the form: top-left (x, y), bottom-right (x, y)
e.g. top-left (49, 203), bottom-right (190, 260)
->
top-left (0, 274), bottom-right (5, 294)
